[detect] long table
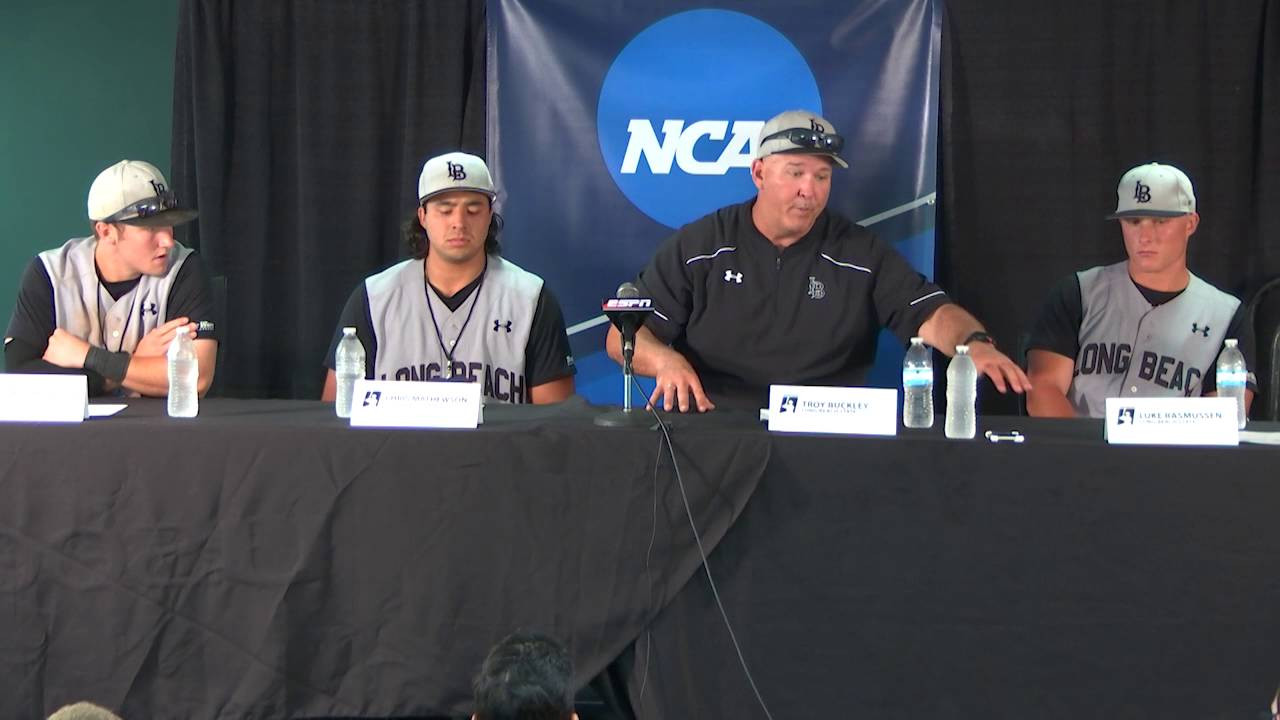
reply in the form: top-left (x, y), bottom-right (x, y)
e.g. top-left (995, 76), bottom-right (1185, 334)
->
top-left (0, 398), bottom-right (767, 718)
top-left (629, 416), bottom-right (1280, 719)
top-left (1, 400), bottom-right (1277, 718)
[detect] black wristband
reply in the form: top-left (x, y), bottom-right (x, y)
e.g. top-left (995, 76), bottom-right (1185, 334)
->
top-left (962, 331), bottom-right (996, 348)
top-left (84, 345), bottom-right (131, 383)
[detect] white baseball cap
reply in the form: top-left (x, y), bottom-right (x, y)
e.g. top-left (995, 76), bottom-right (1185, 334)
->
top-left (1107, 162), bottom-right (1196, 219)
top-left (87, 160), bottom-right (197, 227)
top-left (417, 152), bottom-right (497, 203)
top-left (755, 109), bottom-right (848, 169)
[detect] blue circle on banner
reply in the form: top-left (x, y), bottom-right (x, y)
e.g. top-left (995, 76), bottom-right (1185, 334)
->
top-left (597, 10), bottom-right (823, 229)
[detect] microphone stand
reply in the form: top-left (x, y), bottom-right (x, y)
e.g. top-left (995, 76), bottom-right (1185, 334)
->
top-left (622, 337), bottom-right (634, 412)
top-left (594, 327), bottom-right (654, 428)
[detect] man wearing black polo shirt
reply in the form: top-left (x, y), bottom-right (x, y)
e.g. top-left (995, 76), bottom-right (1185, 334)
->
top-left (606, 109), bottom-right (1029, 411)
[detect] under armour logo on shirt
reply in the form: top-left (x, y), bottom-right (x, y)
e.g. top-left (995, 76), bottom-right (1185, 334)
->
top-left (724, 270), bottom-right (743, 284)
top-left (1133, 180), bottom-right (1152, 203)
top-left (493, 319), bottom-right (512, 333)
top-left (140, 302), bottom-right (158, 317)
top-left (1191, 323), bottom-right (1210, 337)
top-left (447, 162), bottom-right (467, 181)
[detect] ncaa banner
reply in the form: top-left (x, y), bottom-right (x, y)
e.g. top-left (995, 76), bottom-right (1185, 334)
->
top-left (487, 0), bottom-right (941, 402)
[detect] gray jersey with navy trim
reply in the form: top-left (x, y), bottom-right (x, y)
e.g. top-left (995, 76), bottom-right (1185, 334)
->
top-left (39, 236), bottom-right (192, 354)
top-left (364, 255), bottom-right (542, 403)
top-left (1069, 261), bottom-right (1240, 417)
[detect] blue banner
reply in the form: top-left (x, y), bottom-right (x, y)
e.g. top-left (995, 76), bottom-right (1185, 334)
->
top-left (487, 0), bottom-right (941, 403)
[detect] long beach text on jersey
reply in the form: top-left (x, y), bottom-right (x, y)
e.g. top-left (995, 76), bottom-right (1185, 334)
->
top-left (383, 360), bottom-right (528, 403)
top-left (1073, 342), bottom-right (1203, 395)
top-left (621, 119), bottom-right (765, 176)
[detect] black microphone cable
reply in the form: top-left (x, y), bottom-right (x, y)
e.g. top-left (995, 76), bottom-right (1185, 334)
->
top-left (630, 375), bottom-right (776, 720)
top-left (633, 415), bottom-right (664, 716)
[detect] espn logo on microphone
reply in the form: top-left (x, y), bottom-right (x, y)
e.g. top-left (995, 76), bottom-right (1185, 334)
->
top-left (602, 298), bottom-right (654, 310)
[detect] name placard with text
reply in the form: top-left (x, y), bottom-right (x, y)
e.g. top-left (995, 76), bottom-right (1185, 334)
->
top-left (1104, 397), bottom-right (1238, 446)
top-left (0, 374), bottom-right (88, 423)
top-left (349, 380), bottom-right (482, 429)
top-left (767, 385), bottom-right (898, 436)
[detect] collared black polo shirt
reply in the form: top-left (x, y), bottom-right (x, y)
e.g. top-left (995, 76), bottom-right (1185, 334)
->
top-left (635, 199), bottom-right (950, 408)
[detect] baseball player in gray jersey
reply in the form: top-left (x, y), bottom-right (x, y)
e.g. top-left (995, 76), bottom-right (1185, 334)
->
top-left (5, 160), bottom-right (219, 397)
top-left (1026, 162), bottom-right (1257, 417)
top-left (322, 152), bottom-right (576, 404)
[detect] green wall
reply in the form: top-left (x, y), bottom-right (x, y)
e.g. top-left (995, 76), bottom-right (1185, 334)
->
top-left (0, 1), bottom-right (179, 356)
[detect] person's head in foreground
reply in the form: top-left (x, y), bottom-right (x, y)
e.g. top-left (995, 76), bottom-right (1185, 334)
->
top-left (47, 701), bottom-right (124, 720)
top-left (472, 630), bottom-right (578, 720)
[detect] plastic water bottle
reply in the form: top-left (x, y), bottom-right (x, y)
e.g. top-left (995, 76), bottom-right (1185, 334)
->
top-left (903, 336), bottom-right (934, 428)
top-left (166, 325), bottom-right (198, 418)
top-left (335, 327), bottom-right (366, 418)
top-left (1216, 338), bottom-right (1247, 429)
top-left (945, 345), bottom-right (976, 439)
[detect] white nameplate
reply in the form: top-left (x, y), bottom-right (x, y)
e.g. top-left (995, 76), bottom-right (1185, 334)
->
top-left (349, 379), bottom-right (482, 429)
top-left (767, 385), bottom-right (898, 436)
top-left (0, 374), bottom-right (88, 423)
top-left (1104, 397), bottom-right (1238, 446)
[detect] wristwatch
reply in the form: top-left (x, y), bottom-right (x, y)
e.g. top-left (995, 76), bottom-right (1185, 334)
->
top-left (962, 331), bottom-right (996, 348)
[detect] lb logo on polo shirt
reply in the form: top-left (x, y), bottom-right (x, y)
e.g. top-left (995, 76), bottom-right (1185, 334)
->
top-left (597, 10), bottom-right (823, 229)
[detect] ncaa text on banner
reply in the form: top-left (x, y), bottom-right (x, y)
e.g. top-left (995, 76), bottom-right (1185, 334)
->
top-left (597, 9), bottom-right (823, 229)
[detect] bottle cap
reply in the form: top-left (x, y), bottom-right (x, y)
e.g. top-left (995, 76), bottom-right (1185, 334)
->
top-left (955, 344), bottom-right (969, 354)
top-left (343, 326), bottom-right (357, 335)
top-left (910, 336), bottom-right (924, 344)
top-left (1224, 338), bottom-right (1238, 347)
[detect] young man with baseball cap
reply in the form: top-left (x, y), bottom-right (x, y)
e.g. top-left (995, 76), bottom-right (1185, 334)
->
top-left (321, 151), bottom-right (576, 404)
top-left (1026, 162), bottom-right (1256, 417)
top-left (4, 159), bottom-right (219, 397)
top-left (606, 109), bottom-right (1029, 411)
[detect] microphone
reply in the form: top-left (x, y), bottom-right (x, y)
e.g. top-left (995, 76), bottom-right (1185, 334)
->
top-left (602, 282), bottom-right (654, 372)
top-left (595, 282), bottom-right (658, 426)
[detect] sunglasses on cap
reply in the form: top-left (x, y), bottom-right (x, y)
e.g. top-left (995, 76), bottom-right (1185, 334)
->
top-left (762, 128), bottom-right (845, 154)
top-left (102, 190), bottom-right (180, 223)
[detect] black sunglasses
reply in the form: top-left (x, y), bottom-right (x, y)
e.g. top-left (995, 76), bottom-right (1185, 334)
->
top-left (762, 128), bottom-right (844, 154)
top-left (103, 191), bottom-right (179, 223)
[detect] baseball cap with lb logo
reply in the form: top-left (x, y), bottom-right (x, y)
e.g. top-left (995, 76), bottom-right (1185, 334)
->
top-left (417, 152), bottom-right (497, 204)
top-left (1106, 162), bottom-right (1196, 219)
top-left (87, 160), bottom-right (197, 227)
top-left (754, 109), bottom-right (848, 169)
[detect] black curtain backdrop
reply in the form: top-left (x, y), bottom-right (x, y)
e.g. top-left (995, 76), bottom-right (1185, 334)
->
top-left (940, 0), bottom-right (1280, 414)
top-left (172, 0), bottom-right (1280, 413)
top-left (171, 0), bottom-right (486, 399)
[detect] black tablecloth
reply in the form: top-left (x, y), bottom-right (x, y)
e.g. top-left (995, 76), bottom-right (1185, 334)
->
top-left (3, 402), bottom-right (1278, 719)
top-left (628, 417), bottom-right (1280, 719)
top-left (0, 398), bottom-right (767, 719)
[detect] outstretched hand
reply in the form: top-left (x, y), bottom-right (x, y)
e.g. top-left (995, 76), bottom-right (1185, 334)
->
top-left (966, 341), bottom-right (1031, 394)
top-left (647, 354), bottom-right (716, 413)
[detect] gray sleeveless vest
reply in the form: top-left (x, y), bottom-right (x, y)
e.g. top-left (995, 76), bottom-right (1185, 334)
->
top-left (364, 255), bottom-right (541, 403)
top-left (39, 236), bottom-right (192, 354)
top-left (1069, 261), bottom-right (1240, 417)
